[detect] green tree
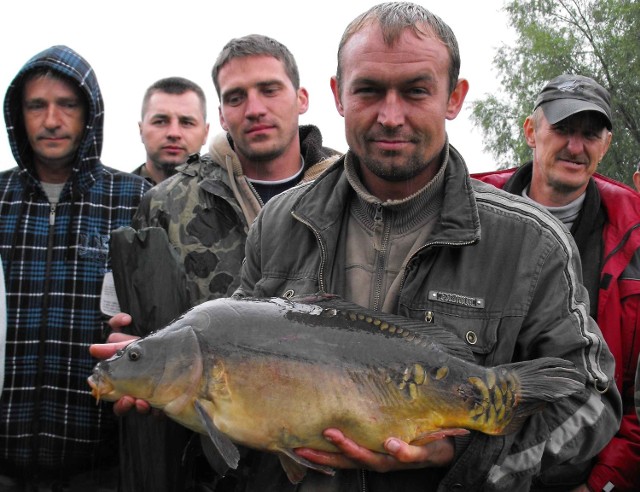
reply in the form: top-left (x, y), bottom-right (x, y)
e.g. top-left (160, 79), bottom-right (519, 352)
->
top-left (471, 0), bottom-right (640, 184)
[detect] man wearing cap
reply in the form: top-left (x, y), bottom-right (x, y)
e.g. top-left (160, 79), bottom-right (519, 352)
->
top-left (475, 74), bottom-right (640, 492)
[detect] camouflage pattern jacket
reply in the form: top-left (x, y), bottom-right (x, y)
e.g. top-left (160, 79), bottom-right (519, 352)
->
top-left (132, 125), bottom-right (340, 307)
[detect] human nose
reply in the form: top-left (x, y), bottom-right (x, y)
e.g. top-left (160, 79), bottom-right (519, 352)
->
top-left (245, 91), bottom-right (267, 119)
top-left (166, 120), bottom-right (182, 139)
top-left (566, 133), bottom-right (585, 155)
top-left (43, 105), bottom-right (62, 129)
top-left (377, 91), bottom-right (404, 128)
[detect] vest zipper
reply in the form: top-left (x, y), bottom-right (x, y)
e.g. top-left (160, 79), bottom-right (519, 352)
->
top-left (30, 203), bottom-right (57, 474)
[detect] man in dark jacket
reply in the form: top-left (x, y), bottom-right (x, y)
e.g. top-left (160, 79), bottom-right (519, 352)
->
top-left (0, 45), bottom-right (150, 490)
top-left (132, 77), bottom-right (209, 185)
top-left (95, 34), bottom-right (340, 492)
top-left (474, 74), bottom-right (640, 492)
top-left (233, 4), bottom-right (621, 491)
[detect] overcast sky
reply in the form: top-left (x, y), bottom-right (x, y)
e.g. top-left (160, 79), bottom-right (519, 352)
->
top-left (0, 0), bottom-right (513, 174)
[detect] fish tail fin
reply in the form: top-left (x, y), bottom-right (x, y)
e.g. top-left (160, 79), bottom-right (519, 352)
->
top-left (500, 357), bottom-right (586, 434)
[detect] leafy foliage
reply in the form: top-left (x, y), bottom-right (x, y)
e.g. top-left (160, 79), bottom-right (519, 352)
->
top-left (471, 0), bottom-right (640, 184)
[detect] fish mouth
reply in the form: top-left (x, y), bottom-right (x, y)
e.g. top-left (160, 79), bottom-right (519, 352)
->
top-left (87, 373), bottom-right (116, 402)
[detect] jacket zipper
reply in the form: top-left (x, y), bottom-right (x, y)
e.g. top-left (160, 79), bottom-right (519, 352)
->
top-left (372, 204), bottom-right (391, 312)
top-left (291, 211), bottom-right (328, 292)
top-left (246, 179), bottom-right (265, 208)
top-left (30, 203), bottom-right (57, 472)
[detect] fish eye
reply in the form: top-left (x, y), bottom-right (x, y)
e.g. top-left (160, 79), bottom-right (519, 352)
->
top-left (128, 349), bottom-right (141, 361)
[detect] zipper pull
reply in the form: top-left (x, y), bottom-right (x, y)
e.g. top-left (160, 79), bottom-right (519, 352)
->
top-left (49, 203), bottom-right (56, 226)
top-left (373, 204), bottom-right (384, 251)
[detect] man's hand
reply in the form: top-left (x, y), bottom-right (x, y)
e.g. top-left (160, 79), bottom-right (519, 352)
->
top-left (295, 428), bottom-right (461, 473)
top-left (89, 312), bottom-right (137, 358)
top-left (89, 312), bottom-right (152, 416)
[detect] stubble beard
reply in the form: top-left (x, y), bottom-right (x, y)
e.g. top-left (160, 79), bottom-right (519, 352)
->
top-left (360, 151), bottom-right (431, 183)
top-left (547, 174), bottom-right (585, 196)
top-left (152, 159), bottom-right (181, 178)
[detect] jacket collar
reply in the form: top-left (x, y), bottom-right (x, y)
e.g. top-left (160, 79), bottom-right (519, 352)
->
top-left (291, 143), bottom-right (480, 248)
top-left (503, 161), bottom-right (640, 249)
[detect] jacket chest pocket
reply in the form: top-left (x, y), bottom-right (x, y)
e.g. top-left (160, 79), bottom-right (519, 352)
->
top-left (402, 303), bottom-right (502, 366)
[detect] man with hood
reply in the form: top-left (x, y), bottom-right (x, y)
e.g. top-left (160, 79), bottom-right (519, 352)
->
top-left (0, 45), bottom-right (150, 490)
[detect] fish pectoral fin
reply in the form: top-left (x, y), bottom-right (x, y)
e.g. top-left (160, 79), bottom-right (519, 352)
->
top-left (194, 400), bottom-right (240, 474)
top-left (278, 449), bottom-right (335, 484)
top-left (199, 434), bottom-right (230, 478)
top-left (410, 428), bottom-right (470, 446)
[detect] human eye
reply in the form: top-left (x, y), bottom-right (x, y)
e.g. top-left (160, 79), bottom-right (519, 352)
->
top-left (353, 84), bottom-right (379, 97)
top-left (262, 84), bottom-right (281, 96)
top-left (552, 124), bottom-right (569, 135)
top-left (224, 92), bottom-right (244, 107)
top-left (583, 126), bottom-right (605, 140)
top-left (24, 100), bottom-right (45, 111)
top-left (59, 98), bottom-right (82, 112)
top-left (407, 86), bottom-right (430, 97)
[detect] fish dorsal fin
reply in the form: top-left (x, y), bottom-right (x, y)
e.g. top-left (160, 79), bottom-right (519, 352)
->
top-left (278, 449), bottom-right (335, 484)
top-left (194, 399), bottom-right (240, 474)
top-left (291, 294), bottom-right (474, 362)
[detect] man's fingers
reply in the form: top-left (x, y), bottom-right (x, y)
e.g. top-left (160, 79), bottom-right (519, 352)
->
top-left (89, 339), bottom-right (134, 360)
top-left (112, 396), bottom-right (152, 416)
top-left (135, 399), bottom-right (152, 414)
top-left (108, 312), bottom-right (132, 332)
top-left (107, 333), bottom-right (138, 344)
top-left (113, 396), bottom-right (136, 416)
top-left (294, 448), bottom-right (358, 469)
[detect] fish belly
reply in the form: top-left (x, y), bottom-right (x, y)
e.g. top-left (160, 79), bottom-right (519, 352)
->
top-left (205, 355), bottom-right (458, 453)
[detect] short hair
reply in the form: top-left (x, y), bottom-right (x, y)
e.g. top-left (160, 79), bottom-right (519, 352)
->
top-left (531, 107), bottom-right (544, 128)
top-left (336, 2), bottom-right (461, 95)
top-left (141, 77), bottom-right (207, 120)
top-left (211, 34), bottom-right (300, 97)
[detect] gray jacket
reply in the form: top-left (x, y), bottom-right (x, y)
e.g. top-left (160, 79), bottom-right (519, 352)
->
top-left (237, 146), bottom-right (621, 491)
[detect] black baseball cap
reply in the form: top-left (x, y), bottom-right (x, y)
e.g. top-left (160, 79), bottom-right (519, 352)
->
top-left (534, 74), bottom-right (612, 130)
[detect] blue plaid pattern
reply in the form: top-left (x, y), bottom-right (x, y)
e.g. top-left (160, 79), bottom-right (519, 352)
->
top-left (0, 45), bottom-right (150, 473)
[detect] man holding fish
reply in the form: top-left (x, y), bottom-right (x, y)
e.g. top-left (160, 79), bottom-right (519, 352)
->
top-left (92, 2), bottom-right (622, 491)
top-left (231, 2), bottom-right (622, 491)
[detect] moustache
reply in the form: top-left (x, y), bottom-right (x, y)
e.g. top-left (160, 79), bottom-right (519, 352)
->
top-left (367, 130), bottom-right (419, 143)
top-left (557, 154), bottom-right (588, 165)
top-left (36, 132), bottom-right (69, 140)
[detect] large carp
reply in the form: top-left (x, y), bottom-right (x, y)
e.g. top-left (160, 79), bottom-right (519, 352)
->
top-left (89, 295), bottom-right (585, 483)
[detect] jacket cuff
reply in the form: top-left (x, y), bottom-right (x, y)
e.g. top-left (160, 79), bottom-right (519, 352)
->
top-left (453, 433), bottom-right (472, 460)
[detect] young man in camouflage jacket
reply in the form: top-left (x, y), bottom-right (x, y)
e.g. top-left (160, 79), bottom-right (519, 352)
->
top-left (104, 34), bottom-right (340, 492)
top-left (133, 124), bottom-right (338, 305)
